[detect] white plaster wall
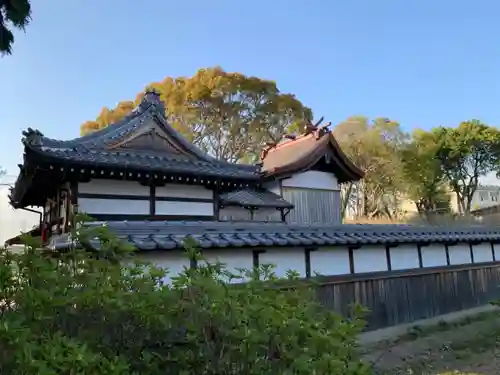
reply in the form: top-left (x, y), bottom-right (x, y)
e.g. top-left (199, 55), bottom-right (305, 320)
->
top-left (281, 171), bottom-right (338, 190)
top-left (79, 180), bottom-right (149, 196)
top-left (156, 184), bottom-right (213, 199)
top-left (78, 198), bottom-right (149, 215)
top-left (0, 186), bottom-right (39, 245)
top-left (219, 207), bottom-right (251, 221)
top-left (310, 247), bottom-right (350, 276)
top-left (136, 251), bottom-right (191, 285)
top-left (448, 243), bottom-right (472, 265)
top-left (126, 240), bottom-right (497, 287)
top-left (137, 249), bottom-right (256, 284)
top-left (494, 243), bottom-right (500, 261)
top-left (253, 208), bottom-right (282, 221)
top-left (353, 246), bottom-right (388, 273)
top-left (203, 249), bottom-right (254, 282)
top-left (219, 207), bottom-right (281, 221)
top-left (472, 243), bottom-right (494, 263)
top-left (421, 244), bottom-right (448, 267)
top-left (259, 248), bottom-right (306, 278)
top-left (390, 244), bottom-right (420, 270)
top-left (155, 201), bottom-right (213, 216)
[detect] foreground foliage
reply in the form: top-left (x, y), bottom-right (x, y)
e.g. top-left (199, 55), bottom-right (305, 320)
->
top-left (0, 225), bottom-right (368, 374)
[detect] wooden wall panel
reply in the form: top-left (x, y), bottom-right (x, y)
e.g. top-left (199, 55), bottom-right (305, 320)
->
top-left (314, 263), bottom-right (500, 331)
top-left (282, 188), bottom-right (341, 225)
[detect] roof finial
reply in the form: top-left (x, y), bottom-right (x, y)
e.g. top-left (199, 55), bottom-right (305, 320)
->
top-left (144, 90), bottom-right (161, 104)
top-left (140, 89), bottom-right (166, 115)
top-left (21, 127), bottom-right (44, 146)
top-left (302, 117), bottom-right (332, 139)
top-left (260, 141), bottom-right (277, 160)
top-left (303, 117), bottom-right (323, 136)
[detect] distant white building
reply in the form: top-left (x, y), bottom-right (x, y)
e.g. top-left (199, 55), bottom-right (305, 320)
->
top-left (344, 184), bottom-right (500, 221)
top-left (0, 180), bottom-right (40, 246)
top-left (450, 185), bottom-right (500, 213)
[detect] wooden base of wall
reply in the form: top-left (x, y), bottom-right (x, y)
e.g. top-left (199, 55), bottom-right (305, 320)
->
top-left (314, 262), bottom-right (500, 331)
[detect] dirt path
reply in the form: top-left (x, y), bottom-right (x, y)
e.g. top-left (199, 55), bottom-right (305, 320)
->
top-left (362, 311), bottom-right (500, 374)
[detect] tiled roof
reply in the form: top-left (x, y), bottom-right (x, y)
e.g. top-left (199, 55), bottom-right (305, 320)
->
top-left (20, 91), bottom-right (260, 181)
top-left (47, 221), bottom-right (500, 251)
top-left (219, 189), bottom-right (293, 208)
top-left (260, 127), bottom-right (364, 183)
top-left (33, 148), bottom-right (259, 180)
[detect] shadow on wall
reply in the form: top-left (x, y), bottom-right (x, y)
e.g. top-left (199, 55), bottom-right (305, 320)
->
top-left (0, 186), bottom-right (39, 245)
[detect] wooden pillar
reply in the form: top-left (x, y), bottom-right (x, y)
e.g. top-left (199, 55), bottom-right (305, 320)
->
top-left (348, 246), bottom-right (357, 274)
top-left (417, 244), bottom-right (424, 268)
top-left (304, 248), bottom-right (316, 278)
top-left (469, 243), bottom-right (475, 263)
top-left (69, 180), bottom-right (78, 229)
top-left (445, 243), bottom-right (451, 266)
top-left (150, 184), bottom-right (156, 216)
top-left (385, 245), bottom-right (393, 271)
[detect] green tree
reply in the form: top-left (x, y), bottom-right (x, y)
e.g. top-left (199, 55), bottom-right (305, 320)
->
top-left (0, 218), bottom-right (369, 374)
top-left (0, 0), bottom-right (31, 55)
top-left (81, 67), bottom-right (312, 163)
top-left (433, 120), bottom-right (500, 214)
top-left (334, 116), bottom-right (408, 220)
top-left (401, 129), bottom-right (451, 220)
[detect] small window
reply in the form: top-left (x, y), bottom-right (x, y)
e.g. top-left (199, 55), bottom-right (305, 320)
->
top-left (479, 192), bottom-right (489, 201)
top-left (491, 192), bottom-right (499, 202)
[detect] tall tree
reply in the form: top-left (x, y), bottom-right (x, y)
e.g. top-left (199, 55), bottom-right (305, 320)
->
top-left (0, 0), bottom-right (31, 55)
top-left (80, 67), bottom-right (312, 163)
top-left (433, 120), bottom-right (500, 214)
top-left (400, 129), bottom-right (451, 220)
top-left (334, 116), bottom-right (408, 220)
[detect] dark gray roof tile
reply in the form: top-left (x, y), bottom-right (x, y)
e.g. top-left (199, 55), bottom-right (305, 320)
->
top-left (219, 188), bottom-right (293, 208)
top-left (37, 147), bottom-right (260, 180)
top-left (131, 237), bottom-right (157, 250)
top-left (152, 235), bottom-right (177, 250)
top-left (46, 221), bottom-right (500, 251)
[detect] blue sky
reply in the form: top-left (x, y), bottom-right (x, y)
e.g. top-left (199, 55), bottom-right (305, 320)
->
top-left (1, 0), bottom-right (500, 182)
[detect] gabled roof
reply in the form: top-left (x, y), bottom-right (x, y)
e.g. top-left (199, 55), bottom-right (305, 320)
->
top-left (260, 123), bottom-right (364, 183)
top-left (20, 91), bottom-right (260, 181)
top-left (219, 188), bottom-right (294, 209)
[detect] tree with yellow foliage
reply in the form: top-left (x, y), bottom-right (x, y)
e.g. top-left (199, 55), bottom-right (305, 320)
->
top-left (80, 67), bottom-right (312, 163)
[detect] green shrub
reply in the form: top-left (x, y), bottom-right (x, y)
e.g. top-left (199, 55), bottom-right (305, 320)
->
top-left (0, 221), bottom-right (369, 374)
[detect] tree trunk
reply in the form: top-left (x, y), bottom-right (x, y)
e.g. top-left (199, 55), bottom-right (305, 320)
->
top-left (340, 183), bottom-right (354, 219)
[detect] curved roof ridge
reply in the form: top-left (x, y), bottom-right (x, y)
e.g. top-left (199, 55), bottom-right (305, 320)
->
top-left (22, 95), bottom-right (158, 150)
top-left (260, 123), bottom-right (364, 183)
